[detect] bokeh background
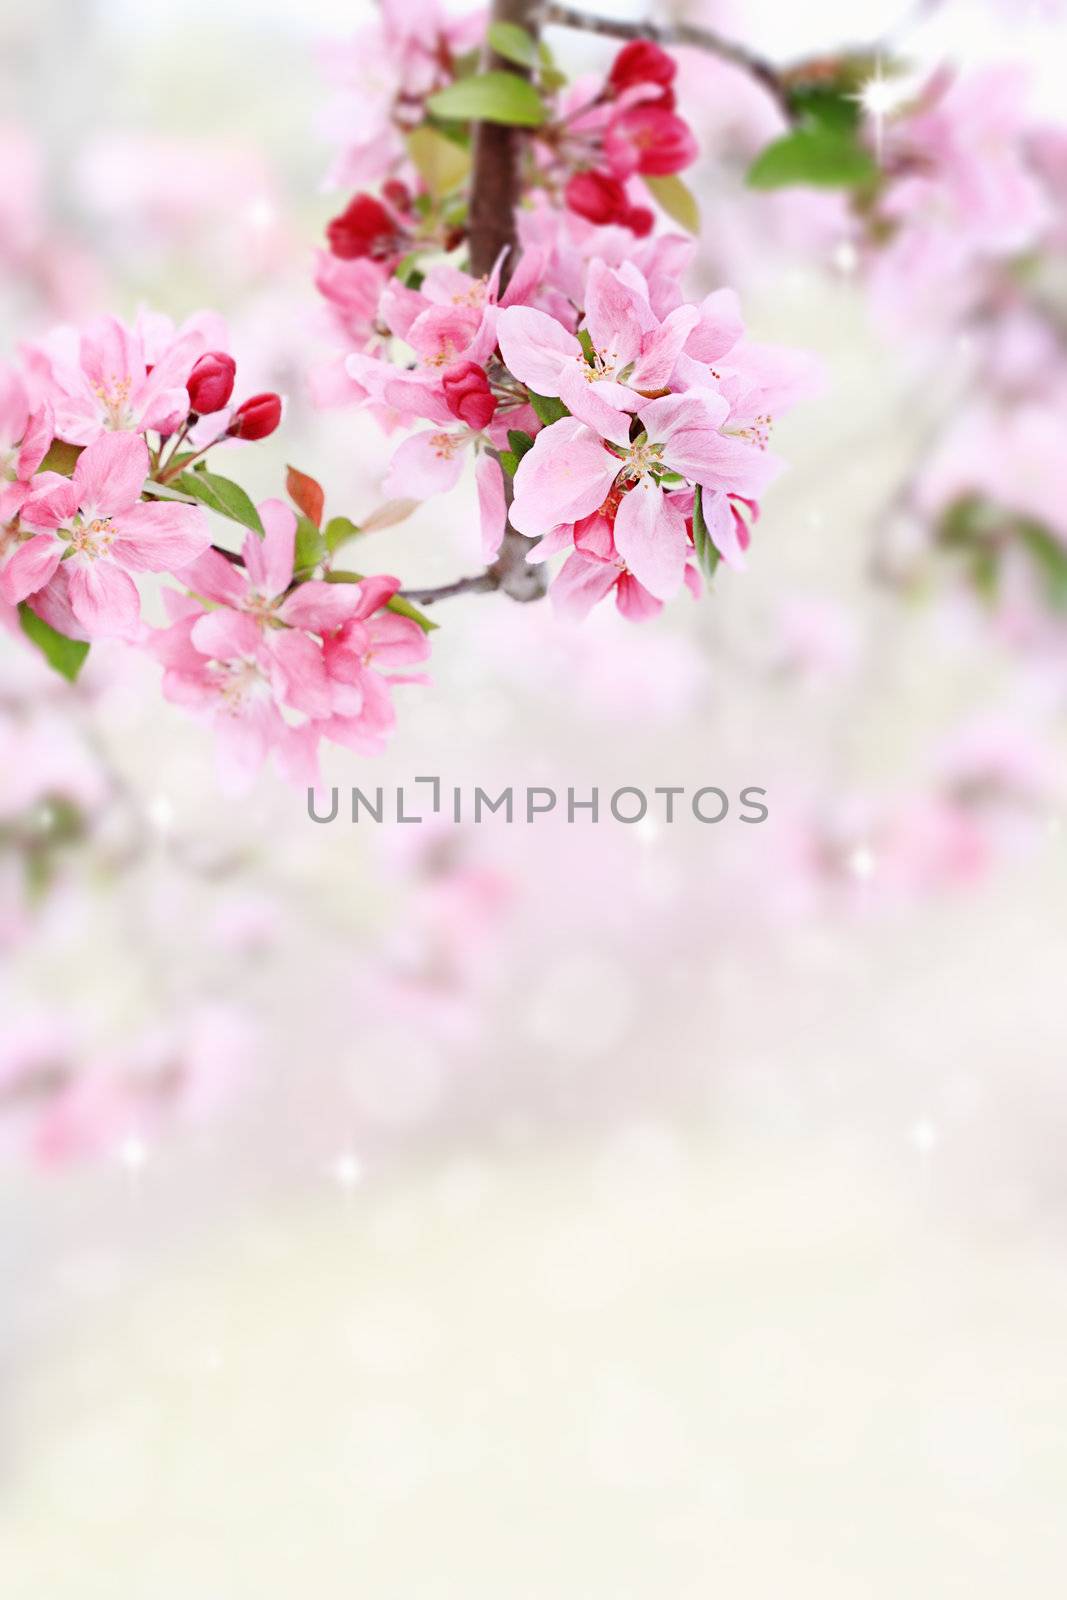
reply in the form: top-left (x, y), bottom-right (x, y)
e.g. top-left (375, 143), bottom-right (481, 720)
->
top-left (3, 1), bottom-right (1067, 1594)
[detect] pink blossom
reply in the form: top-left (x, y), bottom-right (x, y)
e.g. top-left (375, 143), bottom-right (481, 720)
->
top-left (0, 363), bottom-right (52, 523)
top-left (24, 311), bottom-right (220, 445)
top-left (2, 432), bottom-right (208, 637)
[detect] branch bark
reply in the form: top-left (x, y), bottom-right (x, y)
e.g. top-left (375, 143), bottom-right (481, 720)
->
top-left (543, 2), bottom-right (795, 122)
top-left (467, 0), bottom-right (548, 605)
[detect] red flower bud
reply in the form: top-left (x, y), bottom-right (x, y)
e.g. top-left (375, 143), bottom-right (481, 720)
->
top-left (186, 350), bottom-right (236, 415)
top-left (609, 40), bottom-right (677, 93)
top-left (381, 179), bottom-right (412, 213)
top-left (611, 106), bottom-right (698, 177)
top-left (228, 392), bottom-right (282, 441)
top-left (326, 193), bottom-right (402, 261)
top-left (564, 170), bottom-right (630, 227)
top-left (441, 361), bottom-right (496, 431)
top-left (622, 204), bottom-right (655, 238)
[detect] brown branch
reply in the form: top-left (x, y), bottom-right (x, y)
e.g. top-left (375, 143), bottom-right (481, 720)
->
top-left (399, 572), bottom-right (497, 605)
top-left (543, 2), bottom-right (795, 121)
top-left (466, 0), bottom-right (548, 605)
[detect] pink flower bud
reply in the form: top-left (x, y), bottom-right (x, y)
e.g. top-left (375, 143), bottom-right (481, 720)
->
top-left (442, 361), bottom-right (496, 431)
top-left (609, 40), bottom-right (677, 94)
top-left (228, 393), bottom-right (282, 441)
top-left (607, 106), bottom-right (698, 178)
top-left (186, 351), bottom-right (236, 415)
top-left (564, 170), bottom-right (630, 227)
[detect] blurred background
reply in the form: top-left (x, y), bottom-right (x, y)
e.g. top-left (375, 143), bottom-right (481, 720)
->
top-left (3, 1), bottom-right (1067, 1594)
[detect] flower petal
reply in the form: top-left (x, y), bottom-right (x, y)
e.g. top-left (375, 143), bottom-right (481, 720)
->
top-left (613, 477), bottom-right (687, 600)
top-left (475, 453), bottom-right (507, 560)
top-left (110, 502), bottom-right (210, 572)
top-left (0, 533), bottom-right (62, 604)
top-left (72, 432), bottom-right (150, 516)
top-left (496, 306), bottom-right (580, 397)
top-left (509, 417), bottom-right (621, 538)
top-left (68, 559), bottom-right (141, 637)
top-left (242, 498), bottom-right (295, 597)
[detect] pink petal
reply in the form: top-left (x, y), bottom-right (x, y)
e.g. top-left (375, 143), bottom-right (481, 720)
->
top-left (16, 402), bottom-right (53, 480)
top-left (382, 430), bottom-right (466, 500)
top-left (277, 580), bottom-right (364, 631)
top-left (366, 613), bottom-right (432, 666)
top-left (612, 477), bottom-right (687, 600)
top-left (269, 630), bottom-right (333, 718)
top-left (475, 453), bottom-right (507, 560)
top-left (110, 502), bottom-right (210, 573)
top-left (19, 473), bottom-right (78, 531)
top-left (550, 552), bottom-right (619, 620)
top-left (181, 548), bottom-right (249, 607)
top-left (496, 306), bottom-right (579, 397)
top-left (685, 289), bottom-right (744, 364)
top-left (242, 499), bottom-right (295, 597)
top-left (0, 533), bottom-right (62, 604)
top-left (638, 392), bottom-right (731, 478)
top-left (73, 432), bottom-right (150, 516)
top-left (526, 522), bottom-right (575, 563)
top-left (615, 572), bottom-right (664, 621)
top-left (583, 260), bottom-right (647, 372)
top-left (630, 305), bottom-right (700, 391)
top-left (350, 575), bottom-right (401, 620)
top-left (68, 560), bottom-right (141, 637)
top-left (558, 365), bottom-right (633, 447)
top-left (191, 608), bottom-right (262, 660)
top-left (509, 417), bottom-right (621, 538)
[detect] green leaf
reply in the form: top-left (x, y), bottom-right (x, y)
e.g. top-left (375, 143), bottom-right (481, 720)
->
top-left (507, 429), bottom-right (534, 461)
top-left (576, 328), bottom-right (596, 365)
top-left (1019, 520), bottom-right (1067, 609)
top-left (488, 20), bottom-right (538, 68)
top-left (18, 603), bottom-right (90, 681)
top-left (324, 515), bottom-right (361, 553)
top-left (175, 470), bottom-right (264, 535)
top-left (691, 486), bottom-right (721, 584)
top-left (643, 173), bottom-right (701, 235)
top-left (747, 127), bottom-right (878, 190)
top-left (498, 450), bottom-right (519, 477)
top-left (37, 440), bottom-right (82, 476)
top-left (406, 125), bottom-right (472, 197)
top-left (427, 71), bottom-right (545, 128)
top-left (787, 84), bottom-right (862, 135)
top-left (325, 571), bottom-right (438, 633)
top-left (528, 391), bottom-right (569, 426)
top-left (294, 515), bottom-right (328, 575)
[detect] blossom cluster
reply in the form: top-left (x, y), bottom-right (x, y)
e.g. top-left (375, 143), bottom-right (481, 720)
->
top-left (0, 310), bottom-right (428, 789)
top-left (334, 221), bottom-right (811, 620)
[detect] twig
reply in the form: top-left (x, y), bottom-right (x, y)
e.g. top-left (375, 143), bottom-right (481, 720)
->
top-left (465, 0), bottom-right (549, 604)
top-left (543, 1), bottom-right (795, 120)
top-left (399, 572), bottom-right (497, 605)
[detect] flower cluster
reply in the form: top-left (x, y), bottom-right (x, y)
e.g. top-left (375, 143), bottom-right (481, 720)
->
top-left (0, 309), bottom-right (428, 788)
top-left (336, 226), bottom-right (811, 619)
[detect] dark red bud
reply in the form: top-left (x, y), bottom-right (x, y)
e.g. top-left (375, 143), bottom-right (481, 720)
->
top-left (186, 350), bottom-right (236, 415)
top-left (326, 193), bottom-right (403, 261)
top-left (228, 392), bottom-right (282, 441)
top-left (622, 204), bottom-right (655, 238)
top-left (381, 179), bottom-right (412, 213)
top-left (441, 361), bottom-right (496, 431)
top-left (609, 40), bottom-right (677, 93)
top-left (564, 170), bottom-right (630, 227)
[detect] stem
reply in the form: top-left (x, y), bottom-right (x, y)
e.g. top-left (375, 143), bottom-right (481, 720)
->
top-left (543, 2), bottom-right (795, 121)
top-left (466, 0), bottom-right (548, 605)
top-left (399, 573), bottom-right (498, 605)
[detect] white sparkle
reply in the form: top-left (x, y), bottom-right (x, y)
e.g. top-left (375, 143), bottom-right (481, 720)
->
top-left (848, 844), bottom-right (877, 881)
top-left (330, 1151), bottom-right (364, 1190)
top-left (910, 1117), bottom-right (939, 1156)
top-left (118, 1133), bottom-right (148, 1172)
top-left (832, 239), bottom-right (859, 276)
top-left (145, 793), bottom-right (175, 834)
top-left (853, 59), bottom-right (908, 163)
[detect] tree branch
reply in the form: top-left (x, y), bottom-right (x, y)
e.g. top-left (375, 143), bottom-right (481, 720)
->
top-left (399, 572), bottom-right (497, 605)
top-left (543, 2), bottom-right (795, 121)
top-left (466, 0), bottom-right (548, 605)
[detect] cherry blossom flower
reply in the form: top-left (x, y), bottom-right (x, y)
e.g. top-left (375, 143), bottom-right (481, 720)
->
top-left (0, 363), bottom-right (52, 523)
top-left (2, 432), bottom-right (208, 637)
top-left (23, 310), bottom-right (222, 445)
